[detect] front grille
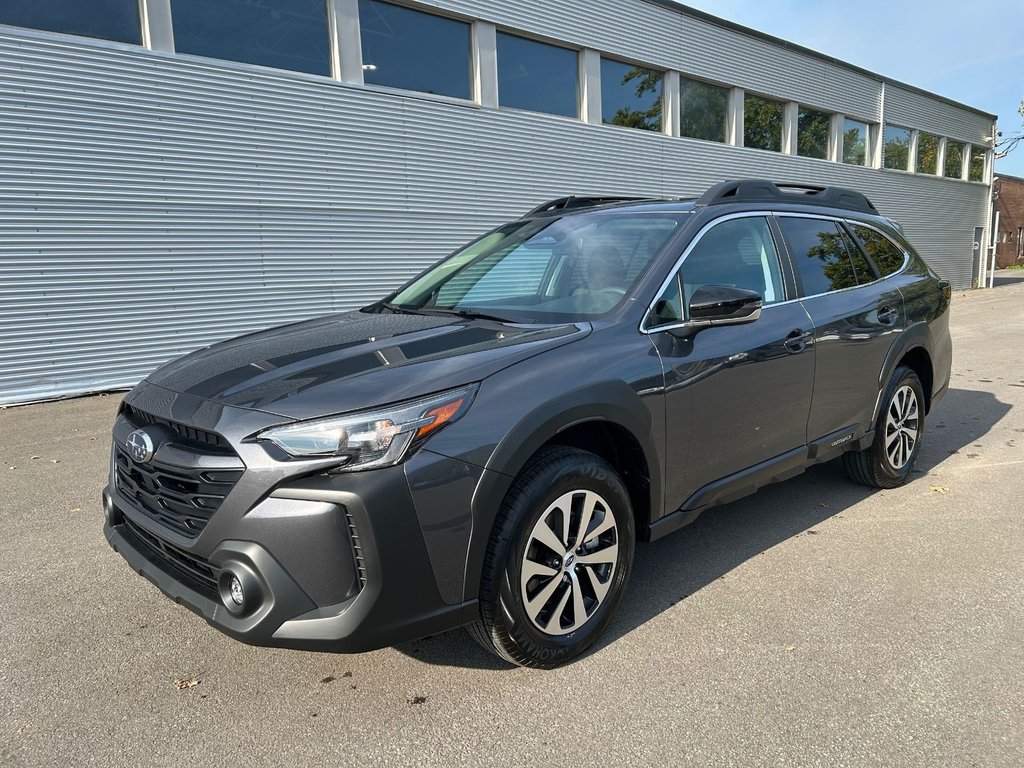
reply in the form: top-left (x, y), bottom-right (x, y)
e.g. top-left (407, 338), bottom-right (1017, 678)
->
top-left (116, 405), bottom-right (243, 537)
top-left (122, 403), bottom-right (229, 450)
top-left (121, 515), bottom-right (219, 598)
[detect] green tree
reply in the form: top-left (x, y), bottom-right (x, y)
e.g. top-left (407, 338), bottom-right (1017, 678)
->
top-left (797, 110), bottom-right (830, 159)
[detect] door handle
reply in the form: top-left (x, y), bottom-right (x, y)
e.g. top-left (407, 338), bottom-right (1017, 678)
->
top-left (878, 306), bottom-right (899, 326)
top-left (784, 328), bottom-right (812, 352)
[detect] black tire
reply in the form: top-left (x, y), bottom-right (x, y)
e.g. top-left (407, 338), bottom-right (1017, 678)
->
top-left (843, 365), bottom-right (926, 489)
top-left (468, 446), bottom-right (635, 668)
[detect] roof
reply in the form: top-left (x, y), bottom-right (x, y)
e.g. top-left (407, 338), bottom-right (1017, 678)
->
top-left (645, 0), bottom-right (998, 122)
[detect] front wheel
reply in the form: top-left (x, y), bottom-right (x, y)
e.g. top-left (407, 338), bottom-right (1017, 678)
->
top-left (843, 365), bottom-right (925, 488)
top-left (468, 447), bottom-right (635, 668)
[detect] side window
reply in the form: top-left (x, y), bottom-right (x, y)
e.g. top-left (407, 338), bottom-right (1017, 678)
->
top-left (850, 224), bottom-right (907, 277)
top-left (779, 217), bottom-right (861, 295)
top-left (649, 216), bottom-right (784, 326)
top-left (839, 227), bottom-right (879, 284)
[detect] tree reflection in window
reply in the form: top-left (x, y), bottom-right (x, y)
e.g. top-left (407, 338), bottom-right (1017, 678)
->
top-left (781, 218), bottom-right (860, 295)
top-left (797, 108), bottom-right (830, 159)
top-left (744, 94), bottom-right (784, 152)
top-left (679, 77), bottom-right (729, 143)
top-left (601, 58), bottom-right (663, 132)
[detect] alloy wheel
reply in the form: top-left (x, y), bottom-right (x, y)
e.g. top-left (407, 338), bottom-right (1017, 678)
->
top-left (519, 490), bottom-right (619, 636)
top-left (885, 384), bottom-right (919, 470)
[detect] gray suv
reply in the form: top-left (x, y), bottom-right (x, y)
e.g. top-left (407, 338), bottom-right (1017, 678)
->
top-left (103, 179), bottom-right (952, 668)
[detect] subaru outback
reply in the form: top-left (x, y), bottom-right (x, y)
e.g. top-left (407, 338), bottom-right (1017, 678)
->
top-left (103, 179), bottom-right (952, 668)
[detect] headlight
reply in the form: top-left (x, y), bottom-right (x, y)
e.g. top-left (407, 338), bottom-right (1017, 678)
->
top-left (256, 385), bottom-right (477, 470)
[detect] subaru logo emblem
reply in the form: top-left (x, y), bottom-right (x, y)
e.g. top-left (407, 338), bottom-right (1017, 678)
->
top-left (126, 430), bottom-right (155, 464)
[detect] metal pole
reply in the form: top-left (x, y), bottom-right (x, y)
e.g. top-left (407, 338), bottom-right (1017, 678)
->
top-left (989, 210), bottom-right (1000, 288)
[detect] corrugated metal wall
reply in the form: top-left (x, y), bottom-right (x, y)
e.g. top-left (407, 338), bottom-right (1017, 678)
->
top-left (0, 5), bottom-right (993, 405)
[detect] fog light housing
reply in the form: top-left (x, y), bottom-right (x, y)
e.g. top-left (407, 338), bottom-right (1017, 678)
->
top-left (228, 575), bottom-right (244, 606)
top-left (218, 565), bottom-right (261, 617)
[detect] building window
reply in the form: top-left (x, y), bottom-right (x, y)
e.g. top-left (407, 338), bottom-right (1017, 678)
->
top-left (0, 0), bottom-right (141, 45)
top-left (797, 108), bottom-right (831, 160)
top-left (679, 77), bottom-right (729, 143)
top-left (882, 125), bottom-right (911, 170)
top-left (358, 1), bottom-right (471, 99)
top-left (496, 33), bottom-right (577, 118)
top-left (842, 119), bottom-right (868, 166)
top-left (916, 132), bottom-right (940, 175)
top-left (171, 0), bottom-right (330, 76)
top-left (744, 94), bottom-right (784, 152)
top-left (968, 146), bottom-right (986, 182)
top-left (600, 58), bottom-right (662, 132)
top-left (944, 141), bottom-right (965, 178)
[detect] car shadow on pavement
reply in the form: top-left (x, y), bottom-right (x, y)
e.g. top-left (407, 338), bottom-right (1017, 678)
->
top-left (395, 388), bottom-right (1011, 669)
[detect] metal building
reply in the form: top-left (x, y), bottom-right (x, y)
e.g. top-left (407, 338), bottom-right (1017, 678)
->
top-left (0, 0), bottom-right (997, 406)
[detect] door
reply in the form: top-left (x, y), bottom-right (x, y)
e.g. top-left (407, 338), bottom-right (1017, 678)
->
top-left (776, 215), bottom-right (906, 442)
top-left (648, 214), bottom-right (816, 513)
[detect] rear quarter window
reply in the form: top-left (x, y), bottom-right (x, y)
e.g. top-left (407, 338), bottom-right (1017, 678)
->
top-left (778, 217), bottom-right (860, 295)
top-left (850, 224), bottom-right (906, 277)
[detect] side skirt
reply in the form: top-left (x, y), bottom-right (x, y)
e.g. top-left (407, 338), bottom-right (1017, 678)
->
top-left (645, 424), bottom-right (872, 543)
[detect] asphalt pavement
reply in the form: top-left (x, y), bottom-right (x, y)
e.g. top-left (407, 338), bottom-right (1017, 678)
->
top-left (2, 282), bottom-right (1023, 767)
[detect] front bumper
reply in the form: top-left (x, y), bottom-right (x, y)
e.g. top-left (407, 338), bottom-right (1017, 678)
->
top-left (104, 472), bottom-right (476, 652)
top-left (103, 384), bottom-right (483, 652)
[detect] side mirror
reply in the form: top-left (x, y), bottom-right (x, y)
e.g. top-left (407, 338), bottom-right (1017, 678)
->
top-left (648, 284), bottom-right (764, 337)
top-left (684, 285), bottom-right (763, 329)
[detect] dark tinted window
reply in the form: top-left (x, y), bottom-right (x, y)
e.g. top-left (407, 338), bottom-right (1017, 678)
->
top-left (679, 77), bottom-right (729, 143)
top-left (601, 58), bottom-right (662, 132)
top-left (497, 33), bottom-right (577, 117)
top-left (840, 227), bottom-right (878, 283)
top-left (172, 0), bottom-right (330, 76)
top-left (744, 94), bottom-right (783, 152)
top-left (359, 0), bottom-right (471, 99)
top-left (883, 125), bottom-right (911, 170)
top-left (0, 0), bottom-right (141, 44)
top-left (798, 108), bottom-right (831, 160)
top-left (850, 224), bottom-right (906, 277)
top-left (917, 132), bottom-right (940, 174)
top-left (780, 217), bottom-right (860, 295)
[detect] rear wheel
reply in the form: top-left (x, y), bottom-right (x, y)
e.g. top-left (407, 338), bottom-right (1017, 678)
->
top-left (468, 447), bottom-right (634, 668)
top-left (843, 365), bottom-right (925, 488)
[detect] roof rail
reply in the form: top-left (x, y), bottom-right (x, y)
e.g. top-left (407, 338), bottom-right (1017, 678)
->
top-left (523, 196), bottom-right (658, 217)
top-left (695, 179), bottom-right (879, 215)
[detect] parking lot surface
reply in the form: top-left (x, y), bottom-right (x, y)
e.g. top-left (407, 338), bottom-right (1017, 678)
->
top-left (2, 283), bottom-right (1023, 767)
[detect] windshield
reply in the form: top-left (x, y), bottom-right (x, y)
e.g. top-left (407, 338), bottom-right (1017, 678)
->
top-left (387, 211), bottom-right (687, 323)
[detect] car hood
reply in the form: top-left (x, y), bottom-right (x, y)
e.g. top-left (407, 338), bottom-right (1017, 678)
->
top-left (145, 310), bottom-right (589, 421)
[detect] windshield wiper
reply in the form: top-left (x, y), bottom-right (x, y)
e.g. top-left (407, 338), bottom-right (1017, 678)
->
top-left (374, 300), bottom-right (415, 315)
top-left (416, 307), bottom-right (515, 323)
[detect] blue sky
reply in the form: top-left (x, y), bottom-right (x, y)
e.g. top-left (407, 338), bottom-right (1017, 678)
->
top-left (679, 0), bottom-right (1024, 177)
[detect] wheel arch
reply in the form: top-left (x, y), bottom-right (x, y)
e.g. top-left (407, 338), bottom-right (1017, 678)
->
top-left (463, 381), bottom-right (662, 600)
top-left (876, 322), bottom-right (935, 420)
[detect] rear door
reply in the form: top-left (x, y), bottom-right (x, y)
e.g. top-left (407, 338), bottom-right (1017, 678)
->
top-left (776, 214), bottom-right (905, 444)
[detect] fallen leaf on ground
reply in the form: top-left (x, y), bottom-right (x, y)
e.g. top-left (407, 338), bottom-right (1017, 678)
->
top-left (785, 646), bottom-right (796, 652)
top-left (70, 507), bottom-right (82, 513)
top-left (930, 486), bottom-right (951, 494)
top-left (173, 678), bottom-right (200, 690)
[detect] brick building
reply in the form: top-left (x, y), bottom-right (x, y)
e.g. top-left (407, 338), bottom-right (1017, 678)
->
top-left (994, 174), bottom-right (1024, 268)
